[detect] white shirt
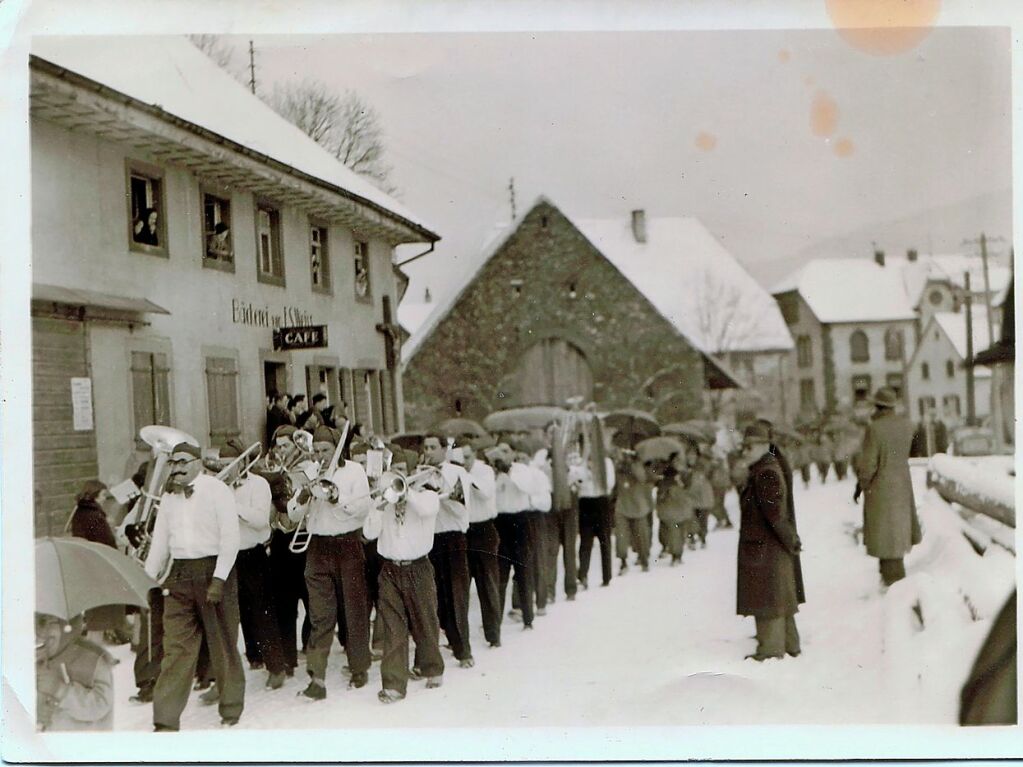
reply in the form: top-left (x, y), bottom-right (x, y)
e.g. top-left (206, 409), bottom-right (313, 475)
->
top-left (495, 462), bottom-right (534, 514)
top-left (145, 473), bottom-right (239, 582)
top-left (579, 457), bottom-right (616, 498)
top-left (434, 462), bottom-right (470, 534)
top-left (287, 460), bottom-right (371, 536)
top-left (234, 473), bottom-right (273, 550)
top-left (526, 463), bottom-right (553, 512)
top-left (363, 489), bottom-right (440, 561)
top-left (465, 461), bottom-right (497, 523)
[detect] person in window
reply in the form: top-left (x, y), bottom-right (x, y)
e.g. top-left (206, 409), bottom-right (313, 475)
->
top-left (133, 208), bottom-right (160, 246)
top-left (206, 222), bottom-right (231, 260)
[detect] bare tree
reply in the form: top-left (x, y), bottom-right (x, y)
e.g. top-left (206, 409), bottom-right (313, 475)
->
top-left (268, 79), bottom-right (396, 192)
top-left (188, 35), bottom-right (236, 72)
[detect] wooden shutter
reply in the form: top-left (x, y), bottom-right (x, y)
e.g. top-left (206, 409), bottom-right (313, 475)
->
top-left (205, 356), bottom-right (240, 446)
top-left (353, 369), bottom-right (371, 428)
top-left (131, 352), bottom-right (155, 439)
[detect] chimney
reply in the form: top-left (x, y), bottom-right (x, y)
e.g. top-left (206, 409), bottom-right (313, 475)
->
top-left (907, 248), bottom-right (918, 262)
top-left (424, 287), bottom-right (432, 303)
top-left (631, 210), bottom-right (647, 244)
top-left (874, 248), bottom-right (885, 267)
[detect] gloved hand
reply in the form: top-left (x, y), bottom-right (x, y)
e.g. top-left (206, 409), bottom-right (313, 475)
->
top-left (205, 577), bottom-right (225, 605)
top-left (297, 487), bottom-right (313, 505)
top-left (124, 523), bottom-right (143, 549)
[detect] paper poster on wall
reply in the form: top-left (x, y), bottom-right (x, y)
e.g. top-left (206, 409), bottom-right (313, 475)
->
top-left (70, 377), bottom-right (94, 431)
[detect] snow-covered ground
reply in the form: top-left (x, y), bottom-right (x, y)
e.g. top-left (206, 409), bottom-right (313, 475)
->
top-left (109, 469), bottom-right (1014, 731)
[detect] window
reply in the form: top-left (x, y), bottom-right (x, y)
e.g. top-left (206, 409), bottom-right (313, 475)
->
top-left (777, 293), bottom-right (799, 325)
top-left (884, 328), bottom-right (904, 361)
top-left (796, 335), bottom-right (812, 368)
top-left (943, 394), bottom-right (962, 418)
top-left (886, 373), bottom-right (904, 400)
top-left (918, 396), bottom-right (936, 418)
top-left (131, 351), bottom-right (170, 448)
top-left (353, 240), bottom-right (371, 299)
top-left (946, 360), bottom-right (955, 378)
top-left (255, 202), bottom-right (284, 285)
top-left (202, 191), bottom-right (233, 268)
top-left (799, 379), bottom-right (816, 409)
top-left (205, 356), bottom-right (240, 447)
top-left (127, 161), bottom-right (166, 254)
top-left (921, 362), bottom-right (930, 380)
top-left (850, 330), bottom-right (870, 362)
top-left (852, 374), bottom-right (872, 403)
top-left (310, 224), bottom-right (330, 292)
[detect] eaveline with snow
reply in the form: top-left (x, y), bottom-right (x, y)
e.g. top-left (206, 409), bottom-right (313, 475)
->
top-left (109, 467), bottom-right (1013, 729)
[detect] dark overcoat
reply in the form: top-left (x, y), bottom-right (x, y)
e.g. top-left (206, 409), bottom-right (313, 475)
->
top-left (737, 450), bottom-right (805, 618)
top-left (853, 409), bottom-right (918, 559)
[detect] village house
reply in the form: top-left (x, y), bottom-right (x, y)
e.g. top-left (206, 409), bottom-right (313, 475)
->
top-left (400, 197), bottom-right (793, 429)
top-left (29, 37), bottom-right (438, 534)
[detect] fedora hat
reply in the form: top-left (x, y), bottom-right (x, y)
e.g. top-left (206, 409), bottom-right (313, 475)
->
top-left (872, 386), bottom-right (899, 409)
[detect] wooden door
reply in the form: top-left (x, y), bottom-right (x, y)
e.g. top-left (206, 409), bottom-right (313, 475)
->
top-left (517, 338), bottom-right (593, 407)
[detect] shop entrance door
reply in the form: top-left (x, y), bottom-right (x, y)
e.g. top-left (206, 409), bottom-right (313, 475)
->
top-left (264, 361), bottom-right (288, 400)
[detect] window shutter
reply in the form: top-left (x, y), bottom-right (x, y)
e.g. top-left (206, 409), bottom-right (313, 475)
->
top-left (153, 352), bottom-right (171, 425)
top-left (354, 369), bottom-right (371, 428)
top-left (131, 352), bottom-right (155, 444)
top-left (206, 356), bottom-right (240, 445)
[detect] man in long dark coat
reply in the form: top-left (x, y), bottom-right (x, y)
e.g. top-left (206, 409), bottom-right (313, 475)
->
top-left (736, 422), bottom-right (805, 661)
top-left (853, 386), bottom-right (919, 587)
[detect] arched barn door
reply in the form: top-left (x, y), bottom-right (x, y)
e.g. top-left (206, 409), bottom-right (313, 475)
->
top-left (516, 338), bottom-right (593, 407)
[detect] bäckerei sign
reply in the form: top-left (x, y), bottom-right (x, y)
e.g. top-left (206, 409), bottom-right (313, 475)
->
top-left (273, 325), bottom-right (328, 351)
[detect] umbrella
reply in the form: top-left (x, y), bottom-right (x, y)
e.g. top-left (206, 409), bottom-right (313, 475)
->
top-left (389, 432), bottom-right (425, 453)
top-left (36, 537), bottom-right (157, 620)
top-left (434, 418), bottom-right (488, 440)
top-left (662, 421), bottom-right (716, 443)
top-left (603, 409), bottom-right (660, 448)
top-left (635, 435), bottom-right (688, 463)
top-left (483, 406), bottom-right (567, 433)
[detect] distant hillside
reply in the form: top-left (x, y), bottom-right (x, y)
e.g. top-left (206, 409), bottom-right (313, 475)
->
top-left (748, 189), bottom-right (1013, 288)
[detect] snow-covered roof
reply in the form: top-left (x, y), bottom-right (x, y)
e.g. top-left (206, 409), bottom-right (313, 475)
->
top-left (398, 301), bottom-right (436, 337)
top-left (31, 36), bottom-right (438, 241)
top-left (934, 309), bottom-right (996, 366)
top-left (773, 253), bottom-right (1012, 325)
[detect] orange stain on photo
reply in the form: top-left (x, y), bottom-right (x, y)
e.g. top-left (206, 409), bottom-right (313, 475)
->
top-left (778, 49), bottom-right (792, 63)
top-left (804, 75), bottom-right (815, 87)
top-left (695, 131), bottom-right (717, 151)
top-left (810, 91), bottom-right (839, 137)
top-left (834, 138), bottom-right (855, 157)
top-left (826, 0), bottom-right (941, 56)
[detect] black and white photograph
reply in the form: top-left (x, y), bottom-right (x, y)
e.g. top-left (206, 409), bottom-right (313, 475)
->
top-left (1, 0), bottom-right (1020, 761)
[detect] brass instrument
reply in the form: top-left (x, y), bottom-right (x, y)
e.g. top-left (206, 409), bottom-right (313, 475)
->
top-left (132, 424), bottom-right (200, 565)
top-left (289, 420), bottom-right (350, 554)
top-left (263, 429), bottom-right (314, 473)
top-left (215, 442), bottom-right (262, 487)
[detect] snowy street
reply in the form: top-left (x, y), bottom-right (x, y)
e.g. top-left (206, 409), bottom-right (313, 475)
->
top-left (110, 468), bottom-right (1015, 730)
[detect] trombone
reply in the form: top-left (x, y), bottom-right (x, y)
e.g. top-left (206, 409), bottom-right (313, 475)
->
top-left (214, 442), bottom-right (262, 487)
top-left (289, 420), bottom-right (350, 554)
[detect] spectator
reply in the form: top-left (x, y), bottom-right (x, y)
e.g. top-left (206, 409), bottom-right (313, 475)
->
top-left (36, 613), bottom-right (115, 731)
top-left (265, 391), bottom-right (292, 447)
top-left (289, 394), bottom-right (308, 428)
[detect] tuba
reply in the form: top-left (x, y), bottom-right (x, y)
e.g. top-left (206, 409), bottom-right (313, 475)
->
top-left (131, 425), bottom-right (200, 565)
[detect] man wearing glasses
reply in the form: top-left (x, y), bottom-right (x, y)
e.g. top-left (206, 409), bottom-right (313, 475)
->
top-left (144, 442), bottom-right (244, 730)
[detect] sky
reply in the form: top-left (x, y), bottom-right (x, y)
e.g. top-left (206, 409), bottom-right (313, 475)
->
top-left (218, 26), bottom-right (1011, 306)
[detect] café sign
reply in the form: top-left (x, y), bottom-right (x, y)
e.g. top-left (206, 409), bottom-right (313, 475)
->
top-left (273, 324), bottom-right (328, 351)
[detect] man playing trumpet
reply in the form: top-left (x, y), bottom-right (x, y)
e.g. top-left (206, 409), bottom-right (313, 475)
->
top-left (287, 425), bottom-right (372, 699)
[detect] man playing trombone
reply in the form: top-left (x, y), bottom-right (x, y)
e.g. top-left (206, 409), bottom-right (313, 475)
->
top-left (287, 424), bottom-right (373, 699)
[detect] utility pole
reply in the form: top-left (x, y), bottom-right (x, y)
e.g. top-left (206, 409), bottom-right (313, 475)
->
top-left (977, 233), bottom-right (1005, 451)
top-left (508, 177), bottom-right (517, 221)
top-left (248, 40), bottom-right (257, 95)
top-left (964, 271), bottom-right (976, 426)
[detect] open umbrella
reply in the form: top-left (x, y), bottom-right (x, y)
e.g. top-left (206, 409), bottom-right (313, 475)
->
top-left (36, 537), bottom-right (157, 620)
top-left (603, 409), bottom-right (660, 449)
top-left (434, 418), bottom-right (488, 440)
top-left (635, 435), bottom-right (687, 463)
top-left (662, 421), bottom-right (716, 443)
top-left (483, 406), bottom-right (567, 433)
top-left (389, 432), bottom-right (425, 454)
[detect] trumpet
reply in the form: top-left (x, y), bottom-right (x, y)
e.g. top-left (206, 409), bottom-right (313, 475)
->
top-left (263, 429), bottom-right (314, 473)
top-left (215, 442), bottom-right (262, 487)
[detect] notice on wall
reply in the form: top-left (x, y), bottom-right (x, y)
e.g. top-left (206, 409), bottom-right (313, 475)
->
top-left (70, 377), bottom-right (94, 431)
top-left (365, 449), bottom-right (384, 480)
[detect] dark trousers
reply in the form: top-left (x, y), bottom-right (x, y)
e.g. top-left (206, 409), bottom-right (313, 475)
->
top-left (522, 511), bottom-right (548, 611)
top-left (467, 519), bottom-right (502, 645)
top-left (365, 540), bottom-right (385, 650)
top-left (578, 496), bottom-right (613, 586)
top-left (268, 529), bottom-right (310, 671)
top-left (710, 489), bottom-right (731, 527)
top-left (545, 505), bottom-right (579, 599)
top-left (133, 589), bottom-right (164, 694)
top-left (799, 465), bottom-right (812, 486)
top-left (496, 513), bottom-right (533, 627)
top-left (816, 462), bottom-right (830, 483)
top-left (304, 532), bottom-right (371, 682)
top-left (237, 545), bottom-right (287, 675)
top-left (616, 515), bottom-right (651, 566)
top-left (834, 460), bottom-right (849, 481)
top-left (691, 509), bottom-right (709, 545)
top-left (879, 557), bottom-right (906, 586)
top-left (429, 531), bottom-right (472, 661)
top-left (754, 615), bottom-right (801, 658)
top-left (153, 558), bottom-right (245, 730)
top-left (378, 557), bottom-right (444, 696)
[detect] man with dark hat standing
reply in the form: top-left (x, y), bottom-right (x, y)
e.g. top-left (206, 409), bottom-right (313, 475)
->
top-left (853, 386), bottom-right (920, 587)
top-left (736, 423), bottom-right (804, 661)
top-left (144, 441), bottom-right (245, 730)
top-left (288, 424), bottom-right (373, 699)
